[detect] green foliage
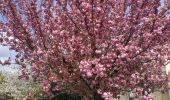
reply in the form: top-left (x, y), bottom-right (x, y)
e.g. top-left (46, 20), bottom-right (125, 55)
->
top-left (0, 92), bottom-right (14, 100)
top-left (51, 91), bottom-right (82, 100)
top-left (31, 91), bottom-right (82, 100)
top-left (0, 72), bottom-right (5, 84)
top-left (0, 72), bottom-right (42, 100)
top-left (32, 84), bottom-right (41, 98)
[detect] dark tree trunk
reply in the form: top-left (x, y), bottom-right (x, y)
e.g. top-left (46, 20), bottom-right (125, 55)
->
top-left (93, 91), bottom-right (104, 100)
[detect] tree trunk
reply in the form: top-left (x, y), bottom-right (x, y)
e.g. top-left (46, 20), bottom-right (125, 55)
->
top-left (83, 91), bottom-right (104, 100)
top-left (93, 91), bottom-right (104, 100)
top-left (79, 76), bottom-right (104, 100)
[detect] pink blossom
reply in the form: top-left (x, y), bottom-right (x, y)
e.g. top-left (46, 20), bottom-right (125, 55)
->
top-left (0, 0), bottom-right (169, 99)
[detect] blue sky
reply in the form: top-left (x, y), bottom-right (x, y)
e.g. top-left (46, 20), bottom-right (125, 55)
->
top-left (0, 45), bottom-right (17, 72)
top-left (0, 45), bottom-right (16, 59)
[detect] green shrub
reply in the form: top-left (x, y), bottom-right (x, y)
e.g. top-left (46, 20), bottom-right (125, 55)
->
top-left (0, 72), bottom-right (41, 99)
top-left (0, 73), bottom-right (5, 84)
top-left (0, 92), bottom-right (14, 100)
top-left (50, 91), bottom-right (82, 100)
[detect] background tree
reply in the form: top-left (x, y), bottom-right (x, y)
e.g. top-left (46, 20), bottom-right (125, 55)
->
top-left (0, 72), bottom-right (41, 100)
top-left (0, 0), bottom-right (170, 100)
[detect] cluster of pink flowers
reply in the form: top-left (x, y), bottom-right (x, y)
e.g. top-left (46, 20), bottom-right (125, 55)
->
top-left (141, 95), bottom-right (153, 100)
top-left (79, 58), bottom-right (106, 78)
top-left (0, 0), bottom-right (170, 99)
